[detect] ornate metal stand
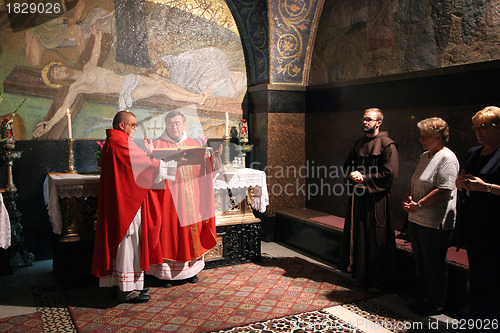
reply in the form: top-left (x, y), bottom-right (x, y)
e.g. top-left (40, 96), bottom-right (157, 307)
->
top-left (1, 138), bottom-right (34, 268)
top-left (65, 138), bottom-right (77, 173)
top-left (237, 138), bottom-right (253, 167)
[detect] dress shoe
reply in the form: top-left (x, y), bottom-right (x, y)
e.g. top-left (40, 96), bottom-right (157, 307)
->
top-left (117, 290), bottom-right (151, 303)
top-left (125, 293), bottom-right (151, 304)
top-left (187, 275), bottom-right (199, 283)
top-left (163, 281), bottom-right (173, 288)
top-left (139, 287), bottom-right (149, 294)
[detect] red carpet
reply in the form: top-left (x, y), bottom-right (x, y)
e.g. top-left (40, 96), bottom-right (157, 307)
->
top-left (308, 215), bottom-right (344, 230)
top-left (0, 312), bottom-right (44, 332)
top-left (67, 257), bottom-right (370, 332)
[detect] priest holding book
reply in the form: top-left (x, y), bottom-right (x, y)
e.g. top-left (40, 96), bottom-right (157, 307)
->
top-left (147, 110), bottom-right (219, 286)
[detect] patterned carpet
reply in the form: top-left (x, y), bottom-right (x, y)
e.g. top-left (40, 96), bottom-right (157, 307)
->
top-left (1, 266), bottom-right (457, 333)
top-left (0, 297), bottom-right (453, 333)
top-left (214, 299), bottom-right (446, 333)
top-left (66, 257), bottom-right (370, 332)
top-left (215, 309), bottom-right (361, 333)
top-left (0, 312), bottom-right (44, 332)
top-left (2, 257), bottom-right (462, 332)
top-left (0, 286), bottom-right (76, 333)
top-left (7, 257), bottom-right (452, 332)
top-left (33, 286), bottom-right (77, 332)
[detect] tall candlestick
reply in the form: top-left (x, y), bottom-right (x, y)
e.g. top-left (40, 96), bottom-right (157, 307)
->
top-left (66, 109), bottom-right (73, 139)
top-left (225, 112), bottom-right (229, 137)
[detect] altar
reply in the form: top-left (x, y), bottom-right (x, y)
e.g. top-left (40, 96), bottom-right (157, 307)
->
top-left (43, 173), bottom-right (100, 241)
top-left (43, 173), bottom-right (99, 281)
top-left (206, 167), bottom-right (268, 267)
top-left (43, 168), bottom-right (268, 278)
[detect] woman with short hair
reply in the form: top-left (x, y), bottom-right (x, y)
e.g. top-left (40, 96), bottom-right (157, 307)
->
top-left (456, 106), bottom-right (500, 319)
top-left (403, 117), bottom-right (459, 316)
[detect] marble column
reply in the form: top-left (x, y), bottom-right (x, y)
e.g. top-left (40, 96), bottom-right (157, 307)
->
top-left (247, 85), bottom-right (306, 240)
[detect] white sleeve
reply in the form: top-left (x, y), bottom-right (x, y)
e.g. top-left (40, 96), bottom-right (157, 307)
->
top-left (437, 154), bottom-right (459, 190)
top-left (154, 159), bottom-right (178, 183)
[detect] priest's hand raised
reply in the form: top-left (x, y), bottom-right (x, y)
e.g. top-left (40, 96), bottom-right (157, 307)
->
top-left (144, 137), bottom-right (154, 155)
top-left (214, 144), bottom-right (223, 157)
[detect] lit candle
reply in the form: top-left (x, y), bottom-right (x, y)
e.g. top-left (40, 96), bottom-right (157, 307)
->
top-left (225, 112), bottom-right (229, 137)
top-left (66, 109), bottom-right (72, 139)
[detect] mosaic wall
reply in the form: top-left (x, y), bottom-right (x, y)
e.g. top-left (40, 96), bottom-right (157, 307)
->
top-left (0, 0), bottom-right (247, 140)
top-left (226, 0), bottom-right (269, 85)
top-left (310, 0), bottom-right (500, 84)
top-left (269, 0), bottom-right (324, 85)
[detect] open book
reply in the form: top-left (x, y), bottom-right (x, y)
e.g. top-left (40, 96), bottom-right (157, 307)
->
top-left (151, 146), bottom-right (207, 165)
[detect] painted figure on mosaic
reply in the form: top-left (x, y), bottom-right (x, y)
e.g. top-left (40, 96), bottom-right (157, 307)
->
top-left (0, 0), bottom-right (246, 140)
top-left (33, 25), bottom-right (210, 138)
top-left (150, 47), bottom-right (246, 99)
top-left (113, 0), bottom-right (151, 72)
top-left (24, 0), bottom-right (87, 67)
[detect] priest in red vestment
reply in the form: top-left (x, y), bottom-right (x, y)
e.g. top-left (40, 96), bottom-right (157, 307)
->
top-left (147, 110), bottom-right (217, 285)
top-left (91, 111), bottom-right (165, 303)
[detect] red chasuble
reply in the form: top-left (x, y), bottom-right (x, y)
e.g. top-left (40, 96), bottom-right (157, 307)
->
top-left (152, 136), bottom-right (217, 262)
top-left (91, 129), bottom-right (163, 277)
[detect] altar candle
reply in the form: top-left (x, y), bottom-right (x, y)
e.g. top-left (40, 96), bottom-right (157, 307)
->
top-left (225, 112), bottom-right (229, 137)
top-left (66, 109), bottom-right (72, 139)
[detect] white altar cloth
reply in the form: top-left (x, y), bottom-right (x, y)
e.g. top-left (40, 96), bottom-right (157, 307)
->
top-left (0, 193), bottom-right (11, 249)
top-left (213, 168), bottom-right (269, 213)
top-left (42, 168), bottom-right (268, 235)
top-left (43, 173), bottom-right (100, 234)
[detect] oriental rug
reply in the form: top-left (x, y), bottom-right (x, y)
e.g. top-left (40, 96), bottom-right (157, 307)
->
top-left (215, 299), bottom-right (444, 333)
top-left (0, 286), bottom-right (76, 333)
top-left (0, 312), bottom-right (44, 332)
top-left (66, 257), bottom-right (371, 332)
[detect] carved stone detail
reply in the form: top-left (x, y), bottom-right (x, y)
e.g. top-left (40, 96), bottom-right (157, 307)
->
top-left (205, 221), bottom-right (261, 269)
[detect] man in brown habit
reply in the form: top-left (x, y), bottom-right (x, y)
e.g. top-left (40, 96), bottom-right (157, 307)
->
top-left (339, 108), bottom-right (399, 291)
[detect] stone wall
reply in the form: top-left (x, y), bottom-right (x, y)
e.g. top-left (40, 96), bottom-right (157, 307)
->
top-left (305, 61), bottom-right (500, 230)
top-left (310, 0), bottom-right (500, 84)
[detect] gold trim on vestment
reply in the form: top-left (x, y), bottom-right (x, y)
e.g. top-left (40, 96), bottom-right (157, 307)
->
top-left (175, 141), bottom-right (201, 257)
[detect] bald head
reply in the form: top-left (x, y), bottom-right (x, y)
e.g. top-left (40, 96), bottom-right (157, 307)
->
top-left (113, 111), bottom-right (137, 136)
top-left (113, 111), bottom-right (134, 128)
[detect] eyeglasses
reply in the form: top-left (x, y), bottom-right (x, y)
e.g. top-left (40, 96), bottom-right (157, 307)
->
top-left (472, 123), bottom-right (497, 131)
top-left (362, 117), bottom-right (378, 123)
top-left (123, 122), bottom-right (137, 129)
top-left (166, 121), bottom-right (184, 128)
